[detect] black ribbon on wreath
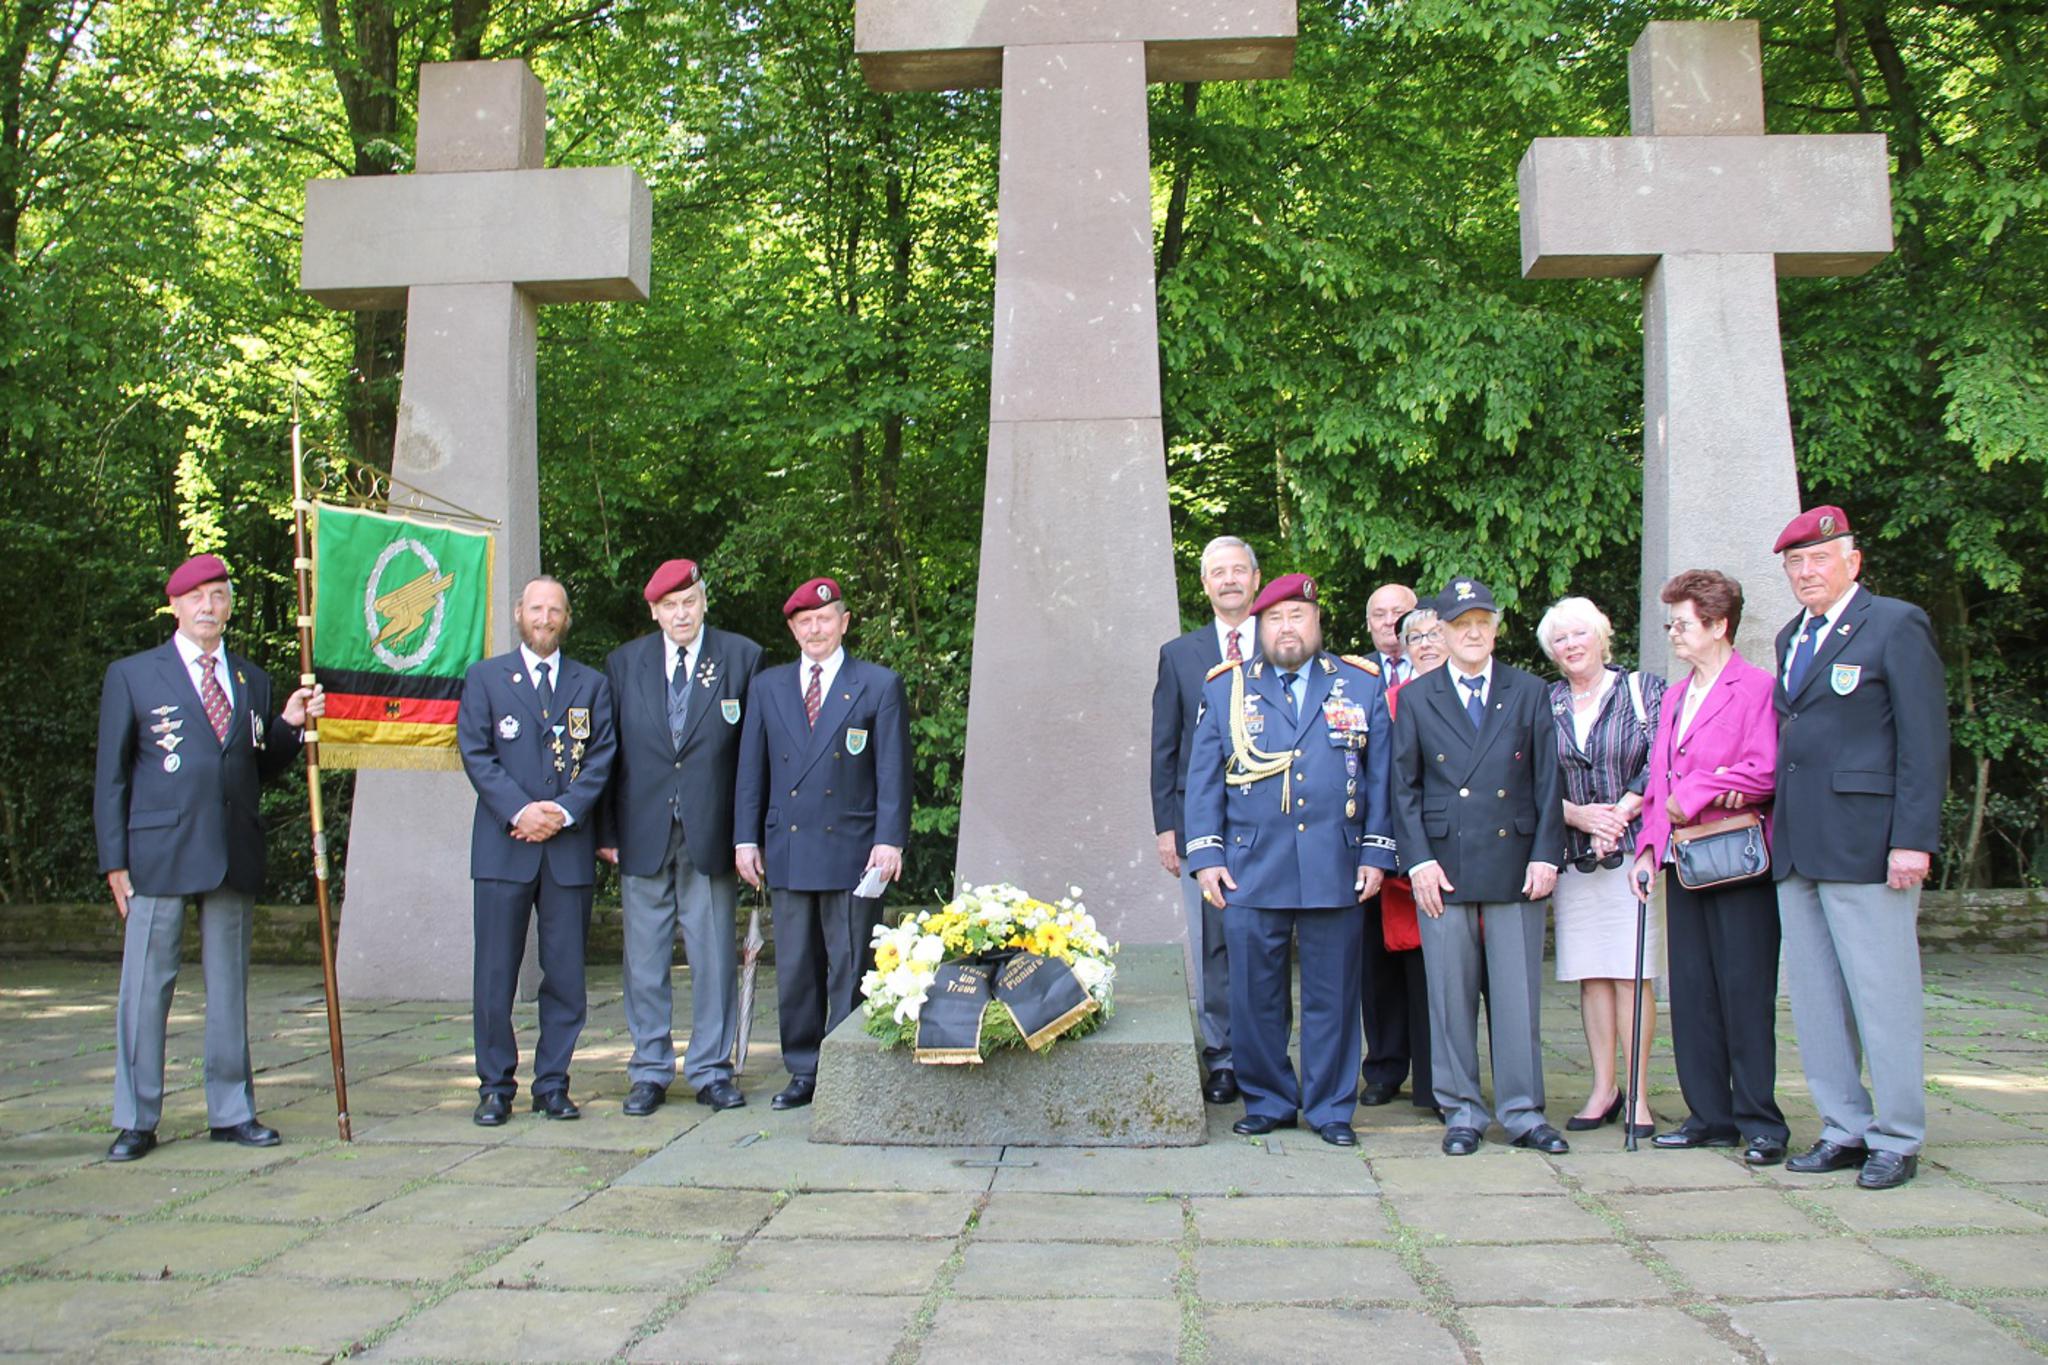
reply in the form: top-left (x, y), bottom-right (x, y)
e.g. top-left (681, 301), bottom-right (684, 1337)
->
top-left (912, 950), bottom-right (1097, 1065)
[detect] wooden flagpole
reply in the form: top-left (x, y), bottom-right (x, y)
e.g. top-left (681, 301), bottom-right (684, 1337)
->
top-left (291, 402), bottom-right (352, 1141)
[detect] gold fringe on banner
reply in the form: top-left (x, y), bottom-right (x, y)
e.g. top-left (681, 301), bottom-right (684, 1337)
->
top-left (319, 744), bottom-right (465, 773)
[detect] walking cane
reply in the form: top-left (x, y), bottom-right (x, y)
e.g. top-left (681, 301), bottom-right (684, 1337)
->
top-left (1625, 868), bottom-right (1651, 1152)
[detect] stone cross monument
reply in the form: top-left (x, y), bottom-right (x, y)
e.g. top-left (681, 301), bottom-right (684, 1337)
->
top-left (1518, 21), bottom-right (1891, 673)
top-left (301, 61), bottom-right (651, 998)
top-left (856, 2), bottom-right (1295, 943)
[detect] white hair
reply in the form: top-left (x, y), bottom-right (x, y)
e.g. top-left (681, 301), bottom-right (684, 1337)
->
top-left (1199, 535), bottom-right (1259, 578)
top-left (1536, 596), bottom-right (1613, 663)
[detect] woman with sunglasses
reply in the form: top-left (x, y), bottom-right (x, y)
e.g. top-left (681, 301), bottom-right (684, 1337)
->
top-left (1539, 596), bottom-right (1666, 1139)
top-left (1632, 570), bottom-right (1789, 1166)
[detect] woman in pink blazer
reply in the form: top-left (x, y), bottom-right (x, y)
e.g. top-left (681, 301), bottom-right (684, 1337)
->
top-left (1632, 569), bottom-right (1789, 1166)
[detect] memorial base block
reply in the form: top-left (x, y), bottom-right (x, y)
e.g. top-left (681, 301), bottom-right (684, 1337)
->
top-left (810, 944), bottom-right (1205, 1147)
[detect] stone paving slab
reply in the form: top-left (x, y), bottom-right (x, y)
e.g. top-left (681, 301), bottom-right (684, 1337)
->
top-left (40, 1216), bottom-right (305, 1277)
top-left (976, 1191), bottom-right (1184, 1242)
top-left (755, 1190), bottom-right (974, 1240)
top-left (1649, 1235), bottom-right (1924, 1299)
top-left (1605, 1187), bottom-right (1824, 1239)
top-left (0, 1277), bottom-right (194, 1353)
top-left (364, 1180), bottom-right (590, 1228)
top-left (920, 1297), bottom-right (1181, 1361)
top-left (1194, 1243), bottom-right (1418, 1303)
top-left (480, 1229), bottom-right (724, 1291)
top-left (1202, 1305), bottom-right (1462, 1362)
top-left (1803, 1175), bottom-right (2048, 1234)
top-left (1880, 1231), bottom-right (2048, 1292)
top-left (1190, 1193), bottom-right (1390, 1243)
top-left (1726, 1295), bottom-right (2045, 1364)
top-left (362, 1286), bottom-right (666, 1362)
top-left (951, 1239), bottom-right (1181, 1299)
top-left (106, 1276), bottom-right (417, 1353)
top-left (1388, 1191), bottom-right (1617, 1244)
top-left (549, 1185), bottom-right (775, 1240)
top-left (631, 1289), bottom-right (922, 1364)
top-left (1463, 1303), bottom-right (1743, 1363)
top-left (983, 1132), bottom-right (1381, 1196)
top-left (718, 1237), bottom-right (953, 1295)
top-left (267, 1221), bottom-right (517, 1282)
top-left (1425, 1242), bottom-right (1671, 1305)
top-left (0, 1209), bottom-right (111, 1267)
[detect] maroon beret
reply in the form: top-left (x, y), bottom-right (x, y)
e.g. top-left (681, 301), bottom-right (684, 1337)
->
top-left (784, 576), bottom-right (843, 617)
top-left (1773, 505), bottom-right (1853, 554)
top-left (642, 558), bottom-right (703, 603)
top-left (164, 553), bottom-right (231, 598)
top-left (1250, 572), bottom-right (1318, 617)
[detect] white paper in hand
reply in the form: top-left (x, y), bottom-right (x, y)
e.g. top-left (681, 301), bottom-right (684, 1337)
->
top-left (852, 865), bottom-right (889, 900)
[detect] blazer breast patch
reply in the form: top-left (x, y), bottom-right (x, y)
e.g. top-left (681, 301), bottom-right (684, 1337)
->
top-left (722, 698), bottom-right (741, 725)
top-left (498, 714), bottom-right (520, 741)
top-left (845, 727), bottom-right (869, 755)
top-left (1830, 663), bottom-right (1862, 696)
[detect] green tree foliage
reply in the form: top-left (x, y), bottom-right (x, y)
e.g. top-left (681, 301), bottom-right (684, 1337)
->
top-left (1, 0), bottom-right (2040, 901)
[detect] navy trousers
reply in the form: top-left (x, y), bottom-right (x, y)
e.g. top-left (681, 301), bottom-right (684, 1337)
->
top-left (1226, 903), bottom-right (1365, 1130)
top-left (473, 861), bottom-right (591, 1099)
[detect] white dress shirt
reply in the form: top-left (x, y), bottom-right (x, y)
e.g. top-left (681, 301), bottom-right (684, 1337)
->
top-left (174, 630), bottom-right (234, 710)
top-left (798, 646), bottom-right (845, 705)
top-left (1782, 582), bottom-right (1861, 685)
top-left (664, 635), bottom-right (701, 690)
top-left (1213, 616), bottom-right (1256, 664)
top-left (516, 643), bottom-right (571, 823)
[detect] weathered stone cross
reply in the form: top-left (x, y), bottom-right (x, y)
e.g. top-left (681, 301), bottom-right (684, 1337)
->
top-left (300, 60), bottom-right (650, 998)
top-left (857, 2), bottom-right (1295, 943)
top-left (1518, 21), bottom-right (1891, 671)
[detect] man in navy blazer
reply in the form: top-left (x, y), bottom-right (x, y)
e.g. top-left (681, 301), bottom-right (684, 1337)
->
top-left (457, 575), bottom-right (617, 1126)
top-left (1392, 578), bottom-right (1570, 1157)
top-left (1184, 573), bottom-right (1397, 1147)
top-left (598, 557), bottom-right (762, 1116)
top-left (1769, 506), bottom-right (1949, 1189)
top-left (735, 576), bottom-right (912, 1110)
top-left (1148, 534), bottom-right (1261, 1105)
top-left (94, 554), bottom-right (322, 1162)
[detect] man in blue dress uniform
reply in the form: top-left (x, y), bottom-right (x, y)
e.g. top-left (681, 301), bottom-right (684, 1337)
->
top-left (458, 575), bottom-right (617, 1126)
top-left (734, 576), bottom-right (913, 1111)
top-left (1184, 573), bottom-right (1398, 1147)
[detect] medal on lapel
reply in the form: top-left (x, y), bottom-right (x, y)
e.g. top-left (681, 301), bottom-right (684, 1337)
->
top-left (697, 659), bottom-right (719, 690)
top-left (498, 714), bottom-right (521, 741)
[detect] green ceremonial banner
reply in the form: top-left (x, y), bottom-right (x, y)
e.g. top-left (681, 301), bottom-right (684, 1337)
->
top-left (311, 504), bottom-right (494, 770)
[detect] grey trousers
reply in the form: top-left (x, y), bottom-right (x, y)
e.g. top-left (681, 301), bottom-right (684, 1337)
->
top-left (1180, 866), bottom-right (1232, 1068)
top-left (112, 889), bottom-right (256, 1133)
top-left (1417, 900), bottom-right (1549, 1138)
top-left (621, 821), bottom-right (740, 1090)
top-left (1777, 874), bottom-right (1927, 1154)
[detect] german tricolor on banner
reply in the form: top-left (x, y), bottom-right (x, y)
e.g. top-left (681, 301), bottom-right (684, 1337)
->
top-left (310, 504), bottom-right (493, 770)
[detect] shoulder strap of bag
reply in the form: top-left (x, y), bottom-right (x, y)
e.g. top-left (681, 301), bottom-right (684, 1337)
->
top-left (1627, 670), bottom-right (1647, 735)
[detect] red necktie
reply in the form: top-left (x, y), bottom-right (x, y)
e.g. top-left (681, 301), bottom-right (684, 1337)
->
top-left (1226, 629), bottom-right (1242, 663)
top-left (198, 654), bottom-right (232, 744)
top-left (804, 662), bottom-right (823, 727)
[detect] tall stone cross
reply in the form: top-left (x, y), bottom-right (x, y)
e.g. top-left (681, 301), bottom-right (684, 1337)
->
top-left (856, 3), bottom-right (1295, 943)
top-left (300, 60), bottom-right (651, 998)
top-left (1518, 21), bottom-right (1891, 673)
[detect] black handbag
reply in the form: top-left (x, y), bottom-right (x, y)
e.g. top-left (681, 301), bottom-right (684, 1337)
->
top-left (1670, 811), bottom-right (1770, 890)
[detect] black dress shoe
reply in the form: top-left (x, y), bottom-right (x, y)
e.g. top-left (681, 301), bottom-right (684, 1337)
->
top-left (1442, 1126), bottom-right (1482, 1156)
top-left (1565, 1095), bottom-right (1622, 1132)
top-left (1231, 1113), bottom-right (1298, 1137)
top-left (106, 1129), bottom-right (156, 1162)
top-left (1359, 1080), bottom-right (1401, 1107)
top-left (473, 1093), bottom-right (511, 1127)
top-left (1651, 1127), bottom-right (1739, 1150)
top-left (1786, 1138), bottom-right (1868, 1173)
top-left (531, 1090), bottom-right (581, 1120)
top-left (1203, 1069), bottom-right (1241, 1105)
top-left (622, 1082), bottom-right (668, 1116)
top-left (1744, 1135), bottom-right (1788, 1167)
top-left (695, 1079), bottom-right (745, 1111)
top-left (1857, 1151), bottom-right (1918, 1189)
top-left (209, 1119), bottom-right (281, 1148)
top-left (771, 1077), bottom-right (816, 1110)
top-left (1511, 1124), bottom-right (1570, 1155)
top-left (1317, 1123), bottom-right (1358, 1147)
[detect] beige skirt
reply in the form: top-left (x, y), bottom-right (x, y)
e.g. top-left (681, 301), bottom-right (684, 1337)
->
top-left (1553, 860), bottom-right (1662, 982)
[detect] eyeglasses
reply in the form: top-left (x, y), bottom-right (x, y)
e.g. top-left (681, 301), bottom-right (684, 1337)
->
top-left (1404, 628), bottom-right (1446, 647)
top-left (1663, 619), bottom-right (1701, 635)
top-left (1569, 850), bottom-right (1626, 873)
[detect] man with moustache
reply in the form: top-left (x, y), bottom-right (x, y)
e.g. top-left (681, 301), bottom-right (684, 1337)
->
top-left (599, 559), bottom-right (762, 1116)
top-left (1358, 581), bottom-right (1421, 1110)
top-left (1184, 574), bottom-right (1397, 1147)
top-left (1392, 577), bottom-right (1570, 1156)
top-left (1149, 535), bottom-right (1262, 1105)
top-left (1770, 507), bottom-right (1948, 1189)
top-left (735, 577), bottom-right (913, 1111)
top-left (94, 553), bottom-right (325, 1161)
top-left (458, 575), bottom-right (617, 1126)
